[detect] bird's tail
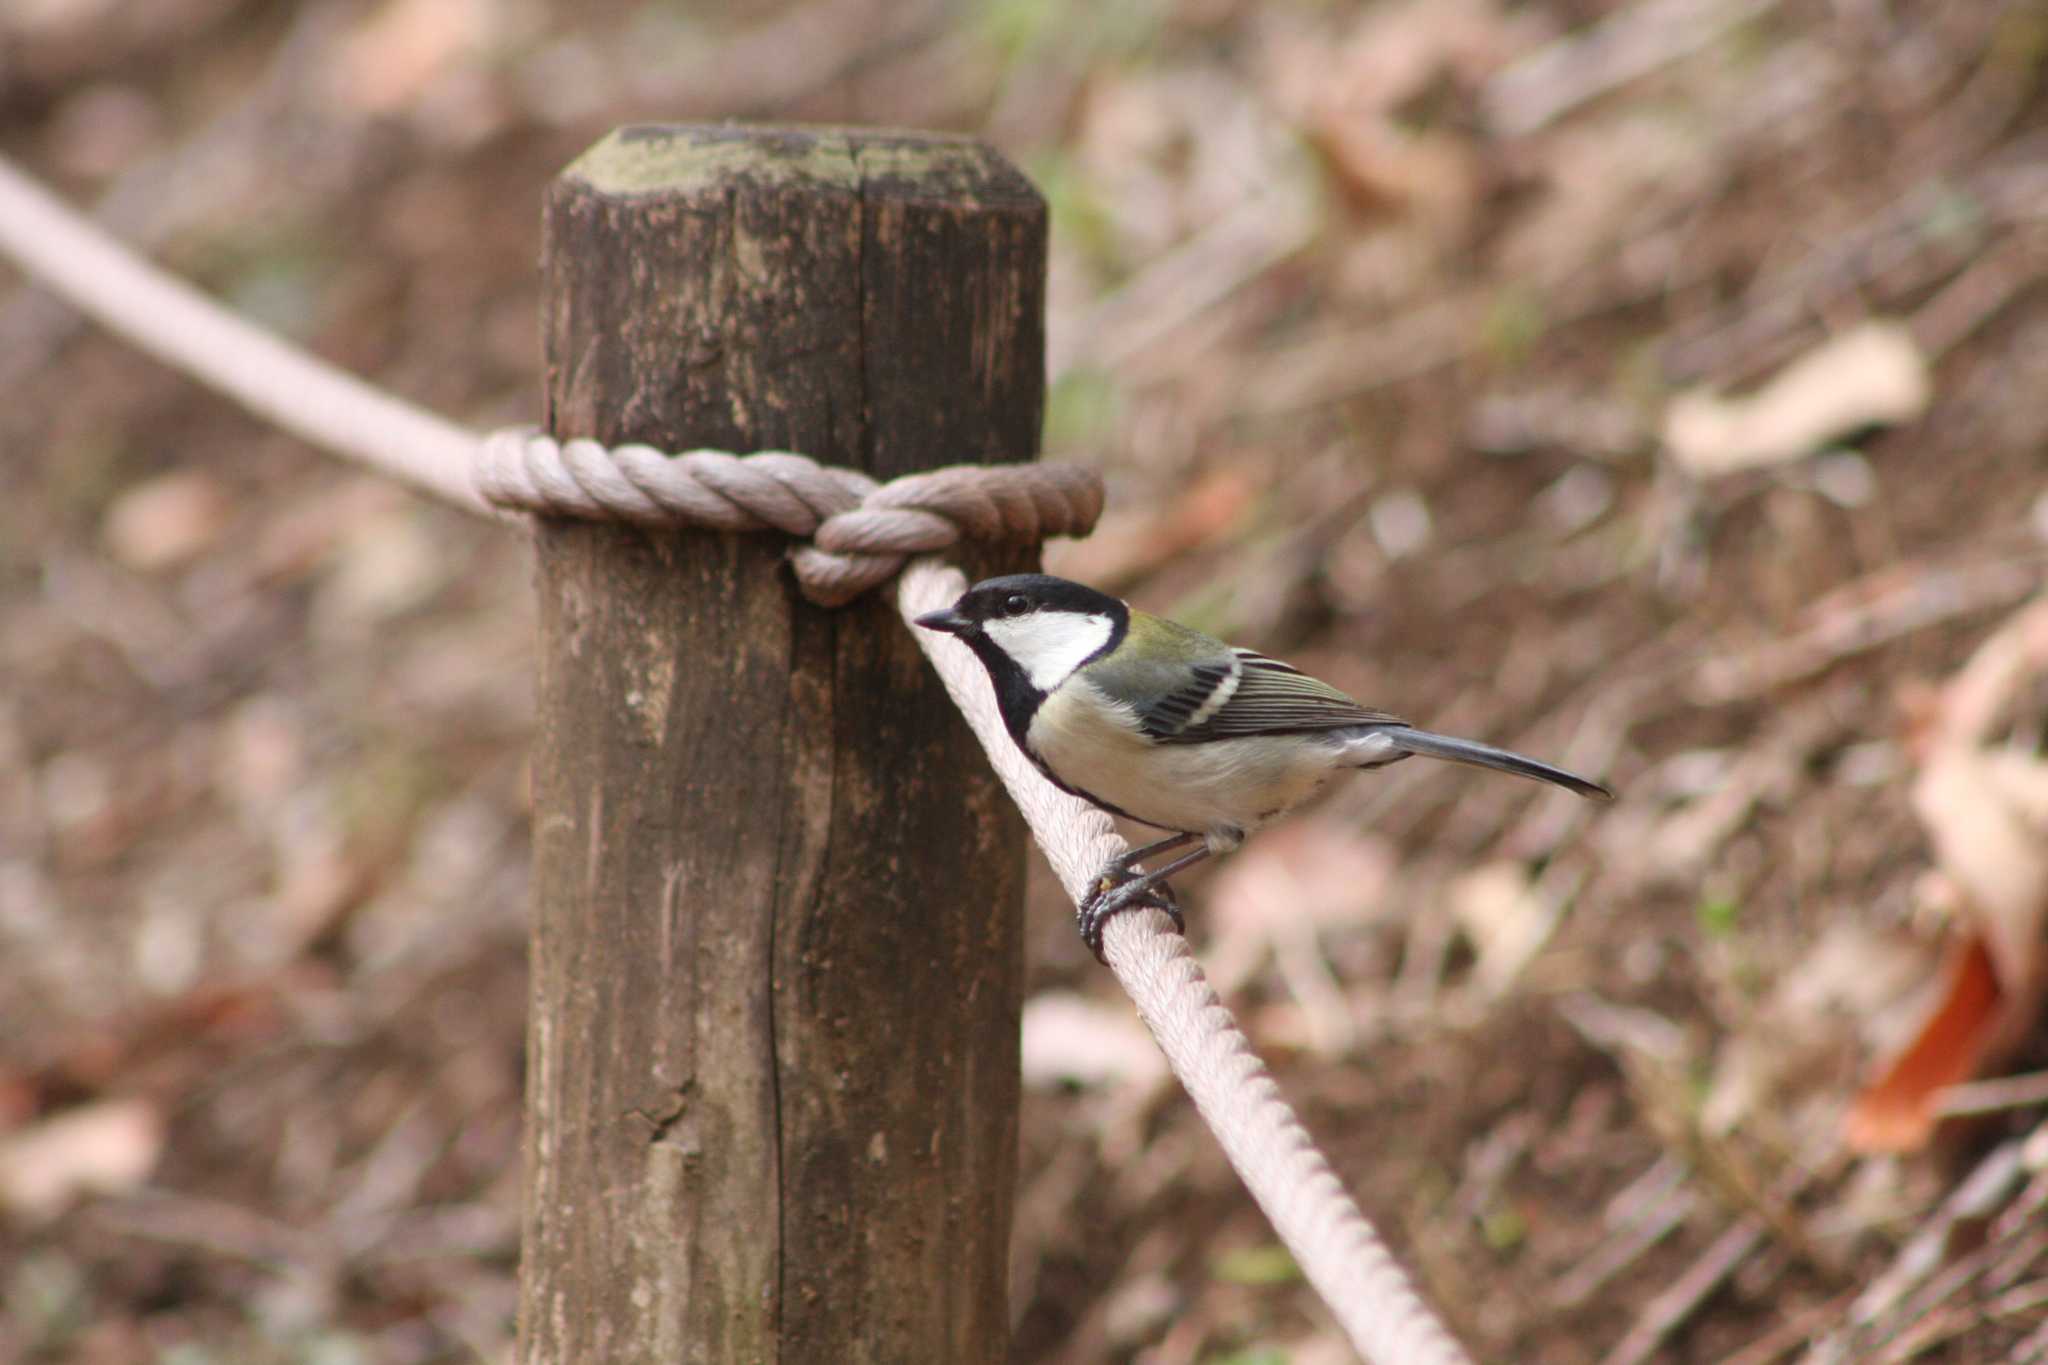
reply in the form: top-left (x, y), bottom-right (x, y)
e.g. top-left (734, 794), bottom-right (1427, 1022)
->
top-left (1365, 725), bottom-right (1613, 801)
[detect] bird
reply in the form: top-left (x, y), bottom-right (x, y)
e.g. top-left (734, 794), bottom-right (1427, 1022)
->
top-left (915, 573), bottom-right (1612, 958)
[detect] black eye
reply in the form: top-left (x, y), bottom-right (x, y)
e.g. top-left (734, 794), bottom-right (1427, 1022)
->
top-left (1002, 593), bottom-right (1030, 616)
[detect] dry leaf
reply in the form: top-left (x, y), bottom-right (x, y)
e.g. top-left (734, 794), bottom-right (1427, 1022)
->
top-left (1269, 0), bottom-right (1513, 245)
top-left (315, 508), bottom-right (450, 634)
top-left (1663, 321), bottom-right (1930, 477)
top-left (0, 1097), bottom-right (163, 1222)
top-left (1913, 746), bottom-right (2048, 996)
top-left (103, 470), bottom-right (231, 571)
top-left (1447, 861), bottom-right (1555, 996)
top-left (1306, 119), bottom-right (1481, 240)
top-left (1497, 116), bottom-right (1707, 282)
top-left (1704, 921), bottom-right (1923, 1138)
top-left (1846, 934), bottom-right (2003, 1153)
top-left (1846, 741), bottom-right (2048, 1152)
top-left (1920, 594), bottom-right (2048, 752)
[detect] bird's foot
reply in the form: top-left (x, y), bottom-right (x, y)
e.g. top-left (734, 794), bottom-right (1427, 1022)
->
top-left (1077, 868), bottom-right (1183, 963)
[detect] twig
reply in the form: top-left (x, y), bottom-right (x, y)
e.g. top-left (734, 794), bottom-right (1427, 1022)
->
top-left (1688, 559), bottom-right (2043, 705)
top-left (1912, 232), bottom-right (2048, 359)
top-left (1482, 0), bottom-right (1782, 137)
top-left (1718, 1293), bottom-right (1857, 1365)
top-left (1871, 1306), bottom-right (1974, 1364)
top-left (2016, 1313), bottom-right (2048, 1365)
top-left (1841, 1139), bottom-right (2028, 1333)
top-left (1663, 160), bottom-right (2048, 384)
top-left (1548, 1181), bottom-right (1696, 1309)
top-left (1936, 1068), bottom-right (2048, 1119)
top-left (1600, 1216), bottom-right (1766, 1365)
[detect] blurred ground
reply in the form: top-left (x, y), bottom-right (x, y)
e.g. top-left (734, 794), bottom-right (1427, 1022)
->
top-left (3, 0), bottom-right (2048, 1361)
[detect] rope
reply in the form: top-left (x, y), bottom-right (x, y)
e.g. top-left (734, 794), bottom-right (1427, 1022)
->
top-left (475, 430), bottom-right (1102, 606)
top-left (0, 154), bottom-right (1102, 606)
top-left (0, 152), bottom-right (495, 518)
top-left (1, 149), bottom-right (1468, 1360)
top-left (901, 559), bottom-right (1475, 1365)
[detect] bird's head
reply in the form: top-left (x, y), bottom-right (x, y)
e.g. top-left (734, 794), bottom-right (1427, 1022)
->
top-left (915, 573), bottom-right (1128, 692)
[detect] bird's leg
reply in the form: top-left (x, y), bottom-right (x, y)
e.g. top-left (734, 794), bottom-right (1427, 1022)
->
top-left (1077, 878), bottom-right (1183, 962)
top-left (1081, 832), bottom-right (1198, 941)
top-left (1104, 832), bottom-right (1201, 880)
top-left (1078, 837), bottom-right (1212, 962)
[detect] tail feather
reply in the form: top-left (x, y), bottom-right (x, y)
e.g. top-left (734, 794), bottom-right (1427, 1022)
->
top-left (1376, 726), bottom-right (1613, 801)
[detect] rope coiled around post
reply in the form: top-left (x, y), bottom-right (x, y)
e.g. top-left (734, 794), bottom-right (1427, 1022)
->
top-left (0, 155), bottom-right (1102, 609)
top-left (0, 147), bottom-right (1470, 1365)
top-left (476, 429), bottom-right (1103, 606)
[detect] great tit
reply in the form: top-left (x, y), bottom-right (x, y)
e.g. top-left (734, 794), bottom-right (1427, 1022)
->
top-left (916, 573), bottom-right (1612, 958)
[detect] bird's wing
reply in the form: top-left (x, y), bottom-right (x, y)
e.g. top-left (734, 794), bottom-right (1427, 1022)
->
top-left (1089, 629), bottom-right (1402, 742)
top-left (1077, 610), bottom-right (1404, 741)
top-left (1164, 650), bottom-right (1403, 740)
top-left (1079, 613), bottom-right (1246, 740)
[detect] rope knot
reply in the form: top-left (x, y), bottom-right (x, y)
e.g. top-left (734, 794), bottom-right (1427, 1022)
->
top-left (475, 428), bottom-right (1102, 605)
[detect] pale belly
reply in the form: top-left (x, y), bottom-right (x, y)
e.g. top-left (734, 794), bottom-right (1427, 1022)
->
top-left (1027, 684), bottom-right (1340, 849)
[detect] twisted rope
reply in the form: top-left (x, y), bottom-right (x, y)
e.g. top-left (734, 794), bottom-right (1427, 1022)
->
top-left (475, 429), bottom-right (1102, 606)
top-left (902, 559), bottom-right (1474, 1365)
top-left (0, 158), bottom-right (1103, 605)
top-left (0, 152), bottom-right (494, 517)
top-left (1, 149), bottom-right (1469, 1360)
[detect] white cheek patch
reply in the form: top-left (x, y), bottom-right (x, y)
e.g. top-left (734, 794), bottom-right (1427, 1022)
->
top-left (983, 611), bottom-right (1115, 691)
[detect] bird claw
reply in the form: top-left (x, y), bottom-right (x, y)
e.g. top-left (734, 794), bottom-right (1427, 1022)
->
top-left (1077, 867), bottom-right (1184, 963)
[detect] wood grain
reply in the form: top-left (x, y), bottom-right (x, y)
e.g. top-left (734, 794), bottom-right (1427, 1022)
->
top-left (520, 125), bottom-right (1043, 1364)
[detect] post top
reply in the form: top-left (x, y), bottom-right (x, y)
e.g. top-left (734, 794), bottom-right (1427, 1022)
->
top-left (563, 124), bottom-right (1040, 210)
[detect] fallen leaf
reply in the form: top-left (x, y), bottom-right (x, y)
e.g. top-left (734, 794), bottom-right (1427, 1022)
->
top-left (1446, 860), bottom-right (1554, 996)
top-left (1920, 594), bottom-right (2048, 752)
top-left (1497, 116), bottom-right (1709, 283)
top-left (1704, 920), bottom-right (1924, 1138)
top-left (103, 470), bottom-right (232, 571)
top-left (0, 1098), bottom-right (163, 1222)
top-left (1845, 739), bottom-right (2048, 1152)
top-left (1846, 934), bottom-right (2002, 1153)
top-left (1913, 746), bottom-right (2048, 998)
top-left (1305, 117), bottom-right (1481, 240)
top-left (1663, 321), bottom-right (1930, 477)
top-left (1367, 488), bottom-right (1433, 560)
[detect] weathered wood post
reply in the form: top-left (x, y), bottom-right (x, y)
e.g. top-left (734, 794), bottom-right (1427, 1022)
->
top-left (519, 126), bottom-right (1044, 1362)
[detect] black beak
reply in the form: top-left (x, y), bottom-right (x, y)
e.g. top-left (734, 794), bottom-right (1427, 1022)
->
top-left (914, 608), bottom-right (971, 634)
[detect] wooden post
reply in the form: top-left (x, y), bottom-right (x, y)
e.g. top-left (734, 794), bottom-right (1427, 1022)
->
top-left (519, 126), bottom-right (1044, 1363)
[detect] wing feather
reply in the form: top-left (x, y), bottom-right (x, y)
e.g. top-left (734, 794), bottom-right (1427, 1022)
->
top-left (1081, 612), bottom-right (1404, 741)
top-left (1158, 649), bottom-right (1402, 741)
top-left (1129, 660), bottom-right (1237, 738)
